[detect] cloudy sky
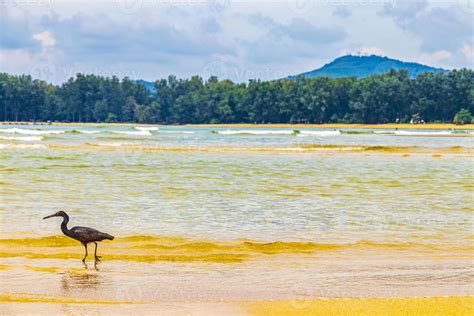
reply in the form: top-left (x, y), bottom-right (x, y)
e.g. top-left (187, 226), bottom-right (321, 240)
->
top-left (1, 0), bottom-right (473, 83)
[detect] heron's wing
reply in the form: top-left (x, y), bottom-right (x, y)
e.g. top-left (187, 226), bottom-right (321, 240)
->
top-left (70, 226), bottom-right (109, 242)
top-left (71, 226), bottom-right (101, 242)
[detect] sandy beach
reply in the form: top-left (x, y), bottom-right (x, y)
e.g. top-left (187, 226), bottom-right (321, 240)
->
top-left (2, 295), bottom-right (473, 315)
top-left (1, 123), bottom-right (472, 315)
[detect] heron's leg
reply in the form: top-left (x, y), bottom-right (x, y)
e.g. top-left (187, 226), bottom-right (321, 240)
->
top-left (82, 243), bottom-right (88, 262)
top-left (94, 242), bottom-right (101, 262)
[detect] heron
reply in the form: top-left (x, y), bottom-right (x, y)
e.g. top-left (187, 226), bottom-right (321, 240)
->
top-left (43, 211), bottom-right (114, 262)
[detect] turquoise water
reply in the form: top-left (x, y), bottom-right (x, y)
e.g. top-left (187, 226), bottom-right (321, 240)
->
top-left (1, 124), bottom-right (473, 303)
top-left (1, 124), bottom-right (472, 246)
top-left (0, 124), bottom-right (472, 148)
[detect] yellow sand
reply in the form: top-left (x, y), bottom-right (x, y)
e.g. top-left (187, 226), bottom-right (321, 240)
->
top-left (2, 235), bottom-right (472, 264)
top-left (0, 293), bottom-right (141, 305)
top-left (0, 295), bottom-right (472, 315)
top-left (246, 296), bottom-right (474, 316)
top-left (195, 123), bottom-right (474, 130)
top-left (2, 121), bottom-right (473, 130)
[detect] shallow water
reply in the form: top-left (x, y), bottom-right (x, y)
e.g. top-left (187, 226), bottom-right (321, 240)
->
top-left (0, 124), bottom-right (473, 305)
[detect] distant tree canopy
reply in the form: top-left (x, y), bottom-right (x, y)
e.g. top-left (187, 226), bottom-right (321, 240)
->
top-left (0, 69), bottom-right (472, 124)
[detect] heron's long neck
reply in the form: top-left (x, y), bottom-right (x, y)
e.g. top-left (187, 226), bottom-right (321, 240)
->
top-left (60, 214), bottom-right (71, 237)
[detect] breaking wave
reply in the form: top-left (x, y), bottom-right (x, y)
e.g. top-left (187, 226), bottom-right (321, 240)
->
top-left (134, 126), bottom-right (159, 131)
top-left (393, 130), bottom-right (454, 136)
top-left (0, 136), bottom-right (44, 141)
top-left (298, 130), bottom-right (341, 137)
top-left (160, 131), bottom-right (195, 134)
top-left (215, 130), bottom-right (295, 135)
top-left (0, 128), bottom-right (65, 135)
top-left (111, 130), bottom-right (152, 136)
top-left (214, 129), bottom-right (342, 136)
top-left (69, 130), bottom-right (101, 134)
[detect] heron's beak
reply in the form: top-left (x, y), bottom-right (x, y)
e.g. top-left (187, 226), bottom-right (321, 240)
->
top-left (43, 214), bottom-right (56, 219)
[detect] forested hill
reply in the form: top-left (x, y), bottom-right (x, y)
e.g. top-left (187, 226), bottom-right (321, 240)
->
top-left (136, 79), bottom-right (156, 93)
top-left (0, 69), bottom-right (472, 124)
top-left (294, 55), bottom-right (447, 79)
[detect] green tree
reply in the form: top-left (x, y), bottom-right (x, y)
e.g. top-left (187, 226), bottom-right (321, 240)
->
top-left (453, 108), bottom-right (472, 125)
top-left (0, 68), bottom-right (472, 124)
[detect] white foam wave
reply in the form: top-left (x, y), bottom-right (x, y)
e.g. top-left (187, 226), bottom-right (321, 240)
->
top-left (217, 130), bottom-right (294, 135)
top-left (0, 136), bottom-right (44, 141)
top-left (298, 130), bottom-right (341, 137)
top-left (134, 126), bottom-right (159, 131)
top-left (77, 130), bottom-right (100, 134)
top-left (0, 128), bottom-right (65, 135)
top-left (161, 131), bottom-right (195, 134)
top-left (111, 130), bottom-right (152, 136)
top-left (393, 131), bottom-right (452, 136)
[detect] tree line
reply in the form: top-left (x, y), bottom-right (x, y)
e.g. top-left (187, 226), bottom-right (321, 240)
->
top-left (0, 69), bottom-right (472, 124)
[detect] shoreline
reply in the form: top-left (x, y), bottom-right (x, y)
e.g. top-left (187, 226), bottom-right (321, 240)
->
top-left (192, 123), bottom-right (474, 130)
top-left (1, 296), bottom-right (472, 315)
top-left (1, 121), bottom-right (473, 130)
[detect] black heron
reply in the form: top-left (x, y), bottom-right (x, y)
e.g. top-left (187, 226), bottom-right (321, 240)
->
top-left (43, 211), bottom-right (114, 262)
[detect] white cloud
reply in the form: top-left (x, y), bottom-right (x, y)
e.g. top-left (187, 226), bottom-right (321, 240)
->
top-left (0, 1), bottom-right (471, 82)
top-left (381, 2), bottom-right (472, 53)
top-left (33, 31), bottom-right (56, 47)
top-left (419, 50), bottom-right (452, 68)
top-left (0, 49), bottom-right (34, 73)
top-left (461, 44), bottom-right (474, 66)
top-left (333, 6), bottom-right (352, 18)
top-left (244, 17), bottom-right (346, 64)
top-left (431, 50), bottom-right (452, 60)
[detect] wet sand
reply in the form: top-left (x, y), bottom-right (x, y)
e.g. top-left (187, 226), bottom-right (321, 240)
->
top-left (1, 235), bottom-right (473, 315)
top-left (1, 296), bottom-right (473, 315)
top-left (1, 301), bottom-right (243, 315)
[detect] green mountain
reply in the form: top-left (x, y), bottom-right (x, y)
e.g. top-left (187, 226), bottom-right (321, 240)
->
top-left (136, 79), bottom-right (156, 93)
top-left (294, 55), bottom-right (448, 79)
